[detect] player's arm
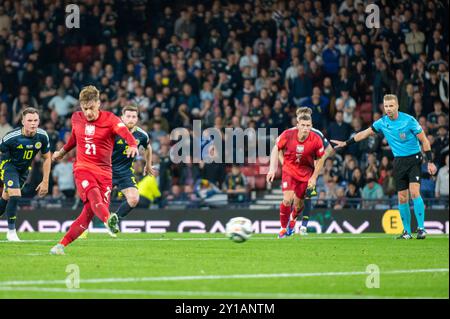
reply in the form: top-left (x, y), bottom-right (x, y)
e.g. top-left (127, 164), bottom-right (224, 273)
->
top-left (143, 142), bottom-right (156, 176)
top-left (36, 151), bottom-right (52, 197)
top-left (417, 131), bottom-right (437, 175)
top-left (278, 149), bottom-right (284, 165)
top-left (267, 144), bottom-right (282, 183)
top-left (331, 127), bottom-right (375, 148)
top-left (268, 131), bottom-right (287, 182)
top-left (308, 141), bottom-right (327, 190)
top-left (312, 143), bottom-right (334, 173)
top-left (53, 129), bottom-right (77, 161)
top-left (112, 119), bottom-right (138, 158)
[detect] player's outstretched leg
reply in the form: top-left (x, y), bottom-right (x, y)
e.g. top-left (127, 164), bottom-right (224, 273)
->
top-left (86, 187), bottom-right (119, 237)
top-left (51, 205), bottom-right (94, 255)
top-left (5, 196), bottom-right (20, 242)
top-left (279, 201), bottom-right (291, 238)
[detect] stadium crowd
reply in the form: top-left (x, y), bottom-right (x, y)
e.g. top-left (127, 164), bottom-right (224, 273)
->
top-left (0, 0), bottom-right (448, 208)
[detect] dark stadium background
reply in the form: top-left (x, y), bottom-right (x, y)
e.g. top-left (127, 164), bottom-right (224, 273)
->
top-left (0, 0), bottom-right (448, 213)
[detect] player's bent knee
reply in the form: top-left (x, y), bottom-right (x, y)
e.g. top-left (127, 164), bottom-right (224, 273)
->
top-left (410, 191), bottom-right (421, 200)
top-left (127, 194), bottom-right (140, 207)
top-left (409, 185), bottom-right (421, 199)
top-left (2, 191), bottom-right (9, 200)
top-left (398, 192), bottom-right (409, 204)
top-left (282, 198), bottom-right (292, 206)
top-left (6, 188), bottom-right (21, 198)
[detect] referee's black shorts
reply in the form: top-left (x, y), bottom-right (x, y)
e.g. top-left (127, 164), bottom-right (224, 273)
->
top-left (393, 152), bottom-right (423, 192)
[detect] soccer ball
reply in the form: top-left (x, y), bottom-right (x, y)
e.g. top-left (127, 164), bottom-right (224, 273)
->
top-left (225, 217), bottom-right (253, 243)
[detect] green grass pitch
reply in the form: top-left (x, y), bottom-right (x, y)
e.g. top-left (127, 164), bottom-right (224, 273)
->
top-left (0, 233), bottom-right (448, 299)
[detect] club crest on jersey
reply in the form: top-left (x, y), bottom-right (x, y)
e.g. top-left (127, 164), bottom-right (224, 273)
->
top-left (399, 132), bottom-right (406, 140)
top-left (35, 142), bottom-right (42, 149)
top-left (85, 124), bottom-right (96, 136)
top-left (296, 145), bottom-right (304, 153)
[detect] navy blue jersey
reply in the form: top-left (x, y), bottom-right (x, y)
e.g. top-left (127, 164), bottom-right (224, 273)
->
top-left (311, 127), bottom-right (331, 149)
top-left (0, 128), bottom-right (50, 171)
top-left (112, 126), bottom-right (149, 176)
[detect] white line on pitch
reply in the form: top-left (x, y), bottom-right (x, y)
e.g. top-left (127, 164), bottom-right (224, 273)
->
top-left (0, 234), bottom-right (448, 244)
top-left (0, 286), bottom-right (445, 299)
top-left (0, 268), bottom-right (447, 287)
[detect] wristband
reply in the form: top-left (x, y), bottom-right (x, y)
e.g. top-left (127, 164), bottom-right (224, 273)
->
top-left (425, 150), bottom-right (433, 162)
top-left (345, 137), bottom-right (355, 146)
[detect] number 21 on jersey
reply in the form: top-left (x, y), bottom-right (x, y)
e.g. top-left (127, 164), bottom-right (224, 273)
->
top-left (85, 143), bottom-right (96, 155)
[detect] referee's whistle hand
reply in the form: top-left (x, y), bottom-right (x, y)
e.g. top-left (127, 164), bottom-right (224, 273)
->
top-left (330, 140), bottom-right (346, 148)
top-left (427, 162), bottom-right (437, 176)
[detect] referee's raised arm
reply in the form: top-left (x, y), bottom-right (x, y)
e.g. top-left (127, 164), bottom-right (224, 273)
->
top-left (330, 127), bottom-right (375, 149)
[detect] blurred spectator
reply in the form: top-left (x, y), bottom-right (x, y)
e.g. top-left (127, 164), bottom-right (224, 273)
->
top-left (52, 157), bottom-right (75, 199)
top-left (333, 187), bottom-right (347, 210)
top-left (345, 182), bottom-right (360, 208)
top-left (433, 125), bottom-right (449, 166)
top-left (0, 114), bottom-right (12, 139)
top-left (48, 87), bottom-right (78, 117)
top-left (405, 21), bottom-right (425, 58)
top-left (194, 178), bottom-right (226, 206)
top-left (0, 0), bottom-right (447, 207)
top-left (420, 162), bottom-right (436, 201)
top-left (361, 177), bottom-right (384, 208)
top-left (381, 169), bottom-right (396, 198)
top-left (289, 65), bottom-right (313, 106)
top-left (223, 165), bottom-right (248, 203)
top-left (335, 89), bottom-right (356, 124)
top-left (439, 71), bottom-right (449, 109)
top-left (435, 155), bottom-right (449, 202)
top-left (328, 111), bottom-right (352, 143)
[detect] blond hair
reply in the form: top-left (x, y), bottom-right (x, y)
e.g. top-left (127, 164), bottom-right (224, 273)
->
top-left (383, 94), bottom-right (398, 104)
top-left (79, 85), bottom-right (100, 104)
top-left (296, 107), bottom-right (312, 121)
